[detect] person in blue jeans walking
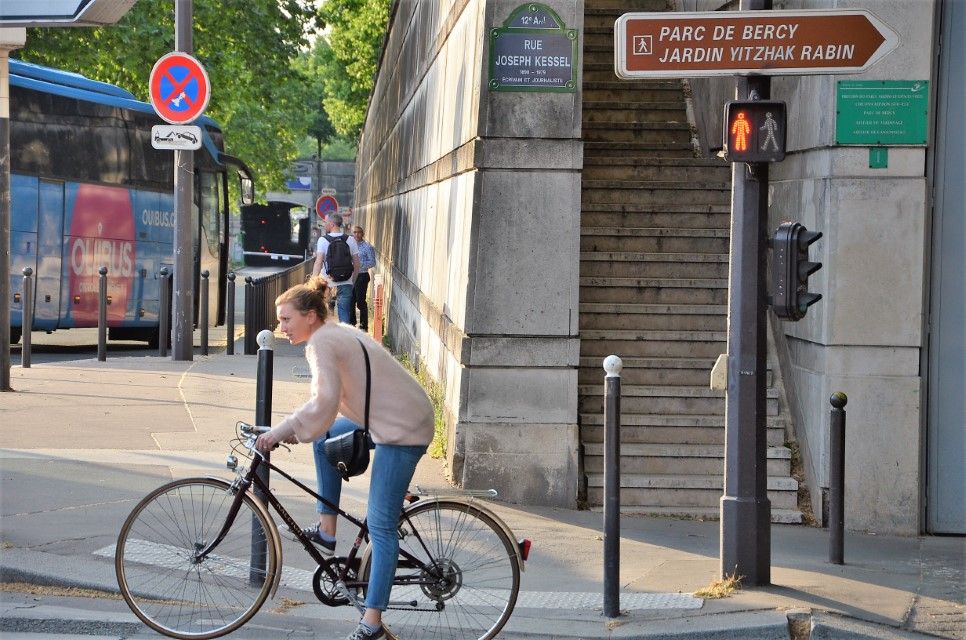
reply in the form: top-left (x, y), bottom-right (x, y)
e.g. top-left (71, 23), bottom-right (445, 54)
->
top-left (312, 212), bottom-right (359, 324)
top-left (257, 276), bottom-right (434, 640)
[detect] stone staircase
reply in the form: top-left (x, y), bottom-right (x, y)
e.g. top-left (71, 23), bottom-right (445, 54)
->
top-left (578, 0), bottom-right (802, 523)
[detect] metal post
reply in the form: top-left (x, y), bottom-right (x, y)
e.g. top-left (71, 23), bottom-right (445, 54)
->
top-left (603, 355), bottom-right (623, 618)
top-left (226, 272), bottom-right (236, 355)
top-left (721, 4), bottom-right (772, 584)
top-left (250, 329), bottom-right (274, 586)
top-left (829, 392), bottom-right (847, 564)
top-left (244, 276), bottom-right (256, 355)
top-left (200, 270), bottom-right (209, 356)
top-left (159, 268), bottom-right (171, 357)
top-left (172, 0), bottom-right (194, 361)
top-left (97, 266), bottom-right (108, 361)
top-left (2, 34), bottom-right (28, 391)
top-left (20, 267), bottom-right (33, 368)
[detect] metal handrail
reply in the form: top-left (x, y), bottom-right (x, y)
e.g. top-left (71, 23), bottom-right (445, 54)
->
top-left (243, 260), bottom-right (313, 354)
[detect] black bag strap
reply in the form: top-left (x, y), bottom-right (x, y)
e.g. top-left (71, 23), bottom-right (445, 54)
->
top-left (357, 338), bottom-right (371, 434)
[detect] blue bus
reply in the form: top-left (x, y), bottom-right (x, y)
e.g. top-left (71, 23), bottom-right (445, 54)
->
top-left (8, 59), bottom-right (253, 347)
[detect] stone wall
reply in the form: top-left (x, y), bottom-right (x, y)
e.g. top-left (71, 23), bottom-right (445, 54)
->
top-left (355, 0), bottom-right (583, 507)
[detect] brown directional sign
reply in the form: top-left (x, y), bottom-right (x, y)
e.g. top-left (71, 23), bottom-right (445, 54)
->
top-left (615, 10), bottom-right (899, 78)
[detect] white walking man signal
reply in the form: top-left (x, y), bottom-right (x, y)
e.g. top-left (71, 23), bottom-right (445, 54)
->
top-left (760, 112), bottom-right (780, 152)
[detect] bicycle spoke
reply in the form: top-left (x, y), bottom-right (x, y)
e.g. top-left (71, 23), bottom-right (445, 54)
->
top-left (116, 479), bottom-right (276, 639)
top-left (364, 501), bottom-right (519, 640)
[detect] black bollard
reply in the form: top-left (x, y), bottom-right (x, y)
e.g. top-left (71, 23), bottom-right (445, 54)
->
top-left (226, 272), bottom-right (236, 355)
top-left (603, 355), bottom-right (623, 618)
top-left (200, 270), bottom-right (209, 356)
top-left (159, 267), bottom-right (170, 357)
top-left (98, 266), bottom-right (109, 361)
top-left (829, 392), bottom-right (847, 564)
top-left (244, 276), bottom-right (256, 355)
top-left (250, 330), bottom-right (274, 586)
top-left (21, 267), bottom-right (33, 368)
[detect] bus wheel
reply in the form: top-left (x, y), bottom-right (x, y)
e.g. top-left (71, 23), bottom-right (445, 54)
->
top-left (10, 328), bottom-right (22, 345)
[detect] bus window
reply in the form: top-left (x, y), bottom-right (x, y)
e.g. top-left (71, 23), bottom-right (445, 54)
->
top-left (200, 171), bottom-right (220, 256)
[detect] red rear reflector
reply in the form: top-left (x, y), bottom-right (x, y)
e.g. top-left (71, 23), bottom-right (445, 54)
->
top-left (518, 538), bottom-right (531, 561)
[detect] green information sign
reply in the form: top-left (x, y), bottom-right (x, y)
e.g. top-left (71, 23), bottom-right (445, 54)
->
top-left (836, 80), bottom-right (929, 145)
top-left (488, 3), bottom-right (578, 93)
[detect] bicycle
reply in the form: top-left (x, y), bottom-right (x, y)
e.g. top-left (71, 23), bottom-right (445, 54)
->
top-left (114, 423), bottom-right (530, 640)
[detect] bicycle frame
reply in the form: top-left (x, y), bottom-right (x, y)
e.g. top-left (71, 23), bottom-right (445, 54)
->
top-left (196, 449), bottom-right (446, 610)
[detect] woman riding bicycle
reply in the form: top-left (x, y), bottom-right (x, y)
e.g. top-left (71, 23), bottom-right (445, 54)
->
top-left (256, 276), bottom-right (434, 640)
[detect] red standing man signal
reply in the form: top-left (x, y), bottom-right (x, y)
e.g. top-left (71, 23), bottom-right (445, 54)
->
top-left (731, 112), bottom-right (751, 152)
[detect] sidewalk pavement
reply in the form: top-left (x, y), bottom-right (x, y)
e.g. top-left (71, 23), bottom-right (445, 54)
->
top-left (1, 326), bottom-right (963, 639)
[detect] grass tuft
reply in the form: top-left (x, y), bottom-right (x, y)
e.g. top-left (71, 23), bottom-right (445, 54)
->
top-left (396, 353), bottom-right (447, 459)
top-left (693, 572), bottom-right (743, 599)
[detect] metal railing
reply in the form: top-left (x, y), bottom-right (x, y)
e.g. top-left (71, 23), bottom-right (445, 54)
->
top-left (243, 260), bottom-right (313, 355)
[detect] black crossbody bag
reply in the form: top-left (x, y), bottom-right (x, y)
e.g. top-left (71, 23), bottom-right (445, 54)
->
top-left (323, 338), bottom-right (373, 481)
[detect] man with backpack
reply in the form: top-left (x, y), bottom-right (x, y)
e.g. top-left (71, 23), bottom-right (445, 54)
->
top-left (312, 212), bottom-right (360, 323)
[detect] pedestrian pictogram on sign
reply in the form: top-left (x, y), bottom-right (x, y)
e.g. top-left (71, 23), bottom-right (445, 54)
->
top-left (723, 101), bottom-right (787, 163)
top-left (149, 52), bottom-right (211, 125)
top-left (316, 194), bottom-right (339, 219)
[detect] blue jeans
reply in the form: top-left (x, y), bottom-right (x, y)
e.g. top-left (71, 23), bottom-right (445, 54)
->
top-left (335, 283), bottom-right (354, 323)
top-left (312, 417), bottom-right (426, 611)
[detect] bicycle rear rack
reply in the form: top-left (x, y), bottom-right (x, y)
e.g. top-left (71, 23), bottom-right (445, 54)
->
top-left (411, 486), bottom-right (498, 499)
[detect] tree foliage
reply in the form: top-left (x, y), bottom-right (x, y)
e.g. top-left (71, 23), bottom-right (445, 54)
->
top-left (17, 0), bottom-right (320, 195)
top-left (315, 0), bottom-right (393, 138)
top-left (15, 0), bottom-right (394, 194)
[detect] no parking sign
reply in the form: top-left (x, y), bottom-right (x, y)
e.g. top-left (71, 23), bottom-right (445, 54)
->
top-left (316, 195), bottom-right (339, 219)
top-left (149, 52), bottom-right (211, 124)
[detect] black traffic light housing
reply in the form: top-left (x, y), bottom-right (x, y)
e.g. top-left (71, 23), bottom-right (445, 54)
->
top-left (772, 222), bottom-right (822, 321)
top-left (723, 100), bottom-right (787, 162)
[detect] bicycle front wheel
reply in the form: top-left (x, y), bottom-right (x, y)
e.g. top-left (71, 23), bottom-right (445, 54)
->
top-left (360, 499), bottom-right (521, 640)
top-left (115, 478), bottom-right (278, 639)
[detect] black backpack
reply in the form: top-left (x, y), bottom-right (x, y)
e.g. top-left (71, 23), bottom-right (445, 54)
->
top-left (324, 234), bottom-right (354, 281)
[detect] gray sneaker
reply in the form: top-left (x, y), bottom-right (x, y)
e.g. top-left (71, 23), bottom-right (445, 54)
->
top-left (297, 524), bottom-right (335, 555)
top-left (346, 622), bottom-right (385, 640)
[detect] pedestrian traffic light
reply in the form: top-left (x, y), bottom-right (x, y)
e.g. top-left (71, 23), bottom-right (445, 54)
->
top-left (723, 100), bottom-right (786, 162)
top-left (771, 221), bottom-right (822, 321)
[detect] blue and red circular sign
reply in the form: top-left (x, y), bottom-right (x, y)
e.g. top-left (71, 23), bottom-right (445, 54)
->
top-left (149, 52), bottom-right (211, 124)
top-left (316, 195), bottom-right (339, 219)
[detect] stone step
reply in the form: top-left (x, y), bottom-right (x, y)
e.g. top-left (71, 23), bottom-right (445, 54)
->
top-left (581, 227), bottom-right (730, 253)
top-left (578, 353), bottom-right (717, 377)
top-left (583, 443), bottom-right (792, 476)
top-left (578, 389), bottom-right (778, 416)
top-left (585, 474), bottom-right (799, 509)
top-left (579, 304), bottom-right (726, 332)
top-left (580, 277), bottom-right (728, 305)
top-left (580, 420), bottom-right (787, 447)
top-left (583, 103), bottom-right (687, 124)
top-left (583, 179), bottom-right (730, 203)
top-left (584, 189), bottom-right (728, 207)
top-left (580, 251), bottom-right (728, 278)
top-left (582, 121), bottom-right (693, 145)
top-left (583, 141), bottom-right (697, 157)
top-left (580, 209), bottom-right (731, 230)
top-left (584, 1), bottom-right (667, 14)
top-left (582, 157), bottom-right (732, 182)
top-left (576, 353), bottom-right (774, 386)
top-left (583, 87), bottom-right (689, 103)
top-left (579, 329), bottom-right (727, 360)
top-left (585, 505), bottom-right (804, 524)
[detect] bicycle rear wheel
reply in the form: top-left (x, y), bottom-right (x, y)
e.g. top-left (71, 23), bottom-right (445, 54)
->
top-left (360, 499), bottom-right (521, 640)
top-left (115, 478), bottom-right (278, 639)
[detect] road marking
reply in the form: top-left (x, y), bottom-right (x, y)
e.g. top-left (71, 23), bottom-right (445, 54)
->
top-left (98, 542), bottom-right (702, 611)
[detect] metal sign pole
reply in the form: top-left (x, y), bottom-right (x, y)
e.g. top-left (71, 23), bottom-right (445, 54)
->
top-left (172, 0), bottom-right (194, 361)
top-left (720, 68), bottom-right (772, 585)
top-left (1, 31), bottom-right (25, 391)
